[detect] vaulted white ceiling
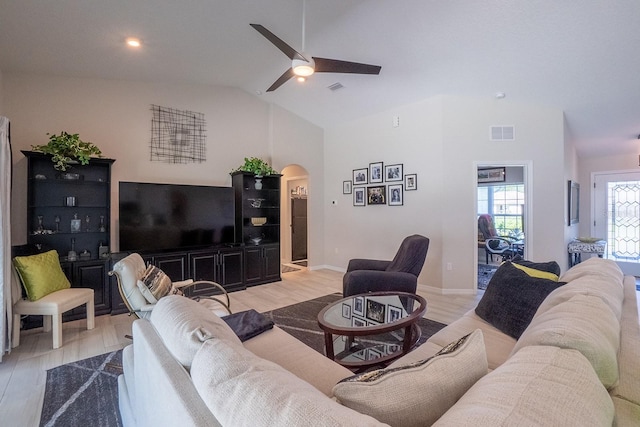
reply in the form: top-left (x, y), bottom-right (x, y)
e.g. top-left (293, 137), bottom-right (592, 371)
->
top-left (1, 0), bottom-right (639, 157)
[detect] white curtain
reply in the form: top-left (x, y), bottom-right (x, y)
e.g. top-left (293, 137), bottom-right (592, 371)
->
top-left (0, 116), bottom-right (12, 361)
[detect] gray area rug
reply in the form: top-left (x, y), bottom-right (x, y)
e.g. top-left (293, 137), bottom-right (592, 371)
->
top-left (40, 350), bottom-right (123, 427)
top-left (478, 264), bottom-right (497, 290)
top-left (263, 293), bottom-right (447, 356)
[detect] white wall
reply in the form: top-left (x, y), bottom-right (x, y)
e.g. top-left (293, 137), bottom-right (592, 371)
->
top-left (324, 97), bottom-right (445, 288)
top-left (325, 95), bottom-right (567, 292)
top-left (270, 106), bottom-right (324, 266)
top-left (4, 73), bottom-right (323, 261)
top-left (0, 69), bottom-right (4, 116)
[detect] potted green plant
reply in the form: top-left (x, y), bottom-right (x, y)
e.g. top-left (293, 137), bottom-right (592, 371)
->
top-left (231, 157), bottom-right (278, 190)
top-left (231, 157), bottom-right (278, 177)
top-left (31, 132), bottom-right (102, 171)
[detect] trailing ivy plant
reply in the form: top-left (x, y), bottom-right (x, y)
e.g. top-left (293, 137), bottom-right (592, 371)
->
top-left (31, 132), bottom-right (102, 171)
top-left (231, 157), bottom-right (278, 176)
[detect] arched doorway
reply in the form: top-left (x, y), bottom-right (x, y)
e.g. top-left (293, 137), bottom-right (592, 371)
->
top-left (281, 165), bottom-right (309, 268)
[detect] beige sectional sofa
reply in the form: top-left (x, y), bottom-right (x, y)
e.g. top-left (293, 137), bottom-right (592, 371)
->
top-left (118, 257), bottom-right (640, 426)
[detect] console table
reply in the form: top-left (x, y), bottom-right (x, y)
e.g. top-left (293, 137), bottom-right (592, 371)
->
top-left (568, 239), bottom-right (606, 267)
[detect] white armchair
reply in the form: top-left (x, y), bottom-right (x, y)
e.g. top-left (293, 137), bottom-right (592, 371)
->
top-left (109, 253), bottom-right (231, 318)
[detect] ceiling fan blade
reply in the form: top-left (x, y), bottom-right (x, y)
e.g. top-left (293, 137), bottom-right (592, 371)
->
top-left (313, 57), bottom-right (381, 75)
top-left (250, 24), bottom-right (306, 61)
top-left (267, 68), bottom-right (295, 92)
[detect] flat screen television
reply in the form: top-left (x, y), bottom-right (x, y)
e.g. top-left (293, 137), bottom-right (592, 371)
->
top-left (118, 181), bottom-right (235, 252)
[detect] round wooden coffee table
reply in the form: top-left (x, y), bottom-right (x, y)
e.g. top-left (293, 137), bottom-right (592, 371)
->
top-left (317, 292), bottom-right (427, 370)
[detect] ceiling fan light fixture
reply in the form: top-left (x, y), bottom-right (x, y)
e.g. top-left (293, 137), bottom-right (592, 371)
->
top-left (125, 37), bottom-right (141, 48)
top-left (292, 58), bottom-right (315, 76)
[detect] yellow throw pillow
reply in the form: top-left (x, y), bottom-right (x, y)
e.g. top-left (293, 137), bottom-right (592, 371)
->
top-left (511, 262), bottom-right (559, 281)
top-left (13, 250), bottom-right (71, 301)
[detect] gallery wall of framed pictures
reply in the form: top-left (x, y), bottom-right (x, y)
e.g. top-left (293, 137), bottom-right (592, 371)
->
top-left (343, 161), bottom-right (417, 206)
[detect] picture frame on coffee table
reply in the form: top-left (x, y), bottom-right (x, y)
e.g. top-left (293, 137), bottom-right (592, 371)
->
top-left (342, 303), bottom-right (351, 319)
top-left (353, 296), bottom-right (364, 316)
top-left (365, 298), bottom-right (386, 323)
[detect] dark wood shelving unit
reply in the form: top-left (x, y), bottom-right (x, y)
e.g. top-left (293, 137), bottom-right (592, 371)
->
top-left (22, 150), bottom-right (115, 324)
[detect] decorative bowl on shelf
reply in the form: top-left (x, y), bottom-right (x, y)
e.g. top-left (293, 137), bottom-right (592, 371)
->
top-left (250, 237), bottom-right (263, 245)
top-left (251, 217), bottom-right (267, 226)
top-left (577, 237), bottom-right (603, 243)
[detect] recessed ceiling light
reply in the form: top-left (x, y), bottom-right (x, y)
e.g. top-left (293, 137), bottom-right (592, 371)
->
top-left (126, 37), bottom-right (141, 48)
top-left (495, 92), bottom-right (506, 99)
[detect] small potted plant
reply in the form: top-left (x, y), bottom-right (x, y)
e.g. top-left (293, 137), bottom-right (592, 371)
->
top-left (31, 132), bottom-right (102, 171)
top-left (231, 157), bottom-right (278, 176)
top-left (231, 157), bottom-right (278, 189)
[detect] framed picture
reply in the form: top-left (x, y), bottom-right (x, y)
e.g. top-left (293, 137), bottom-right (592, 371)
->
top-left (365, 298), bottom-right (386, 323)
top-left (369, 162), bottom-right (383, 184)
top-left (568, 180), bottom-right (580, 224)
top-left (367, 185), bottom-right (386, 205)
top-left (351, 348), bottom-right (366, 360)
top-left (385, 164), bottom-right (403, 182)
top-left (367, 348), bottom-right (383, 360)
top-left (353, 187), bottom-right (366, 206)
top-left (342, 303), bottom-right (351, 319)
top-left (352, 316), bottom-right (366, 327)
top-left (388, 184), bottom-right (403, 206)
top-left (353, 168), bottom-right (368, 185)
top-left (477, 167), bottom-right (505, 183)
top-left (353, 296), bottom-right (364, 316)
top-left (404, 173), bottom-right (417, 190)
top-left (342, 180), bottom-right (352, 194)
top-left (387, 305), bottom-right (403, 323)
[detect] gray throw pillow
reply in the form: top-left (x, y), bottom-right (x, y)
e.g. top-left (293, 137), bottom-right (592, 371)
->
top-left (475, 262), bottom-right (566, 339)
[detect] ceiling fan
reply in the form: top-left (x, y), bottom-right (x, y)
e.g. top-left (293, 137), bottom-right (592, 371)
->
top-left (250, 1), bottom-right (381, 92)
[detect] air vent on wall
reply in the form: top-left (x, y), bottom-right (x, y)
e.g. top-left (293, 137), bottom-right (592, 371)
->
top-left (490, 125), bottom-right (515, 141)
top-left (327, 82), bottom-right (344, 91)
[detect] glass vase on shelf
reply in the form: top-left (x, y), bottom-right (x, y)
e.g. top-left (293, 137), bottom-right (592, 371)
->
top-left (36, 215), bottom-right (44, 233)
top-left (68, 238), bottom-right (77, 262)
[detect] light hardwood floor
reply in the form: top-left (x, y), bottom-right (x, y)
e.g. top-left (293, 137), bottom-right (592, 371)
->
top-left (0, 268), bottom-right (482, 427)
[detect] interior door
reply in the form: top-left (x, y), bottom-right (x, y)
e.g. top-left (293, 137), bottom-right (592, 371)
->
top-left (593, 171), bottom-right (640, 276)
top-left (291, 198), bottom-right (308, 261)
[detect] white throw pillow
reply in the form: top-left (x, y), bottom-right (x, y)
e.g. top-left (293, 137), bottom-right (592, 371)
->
top-left (150, 295), bottom-right (242, 370)
top-left (433, 346), bottom-right (614, 426)
top-left (332, 329), bottom-right (487, 427)
top-left (191, 338), bottom-right (387, 427)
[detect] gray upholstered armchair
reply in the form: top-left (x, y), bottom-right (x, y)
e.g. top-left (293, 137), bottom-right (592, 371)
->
top-left (343, 234), bottom-right (430, 297)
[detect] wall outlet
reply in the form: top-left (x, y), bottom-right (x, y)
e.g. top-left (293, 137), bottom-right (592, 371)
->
top-left (446, 262), bottom-right (453, 271)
